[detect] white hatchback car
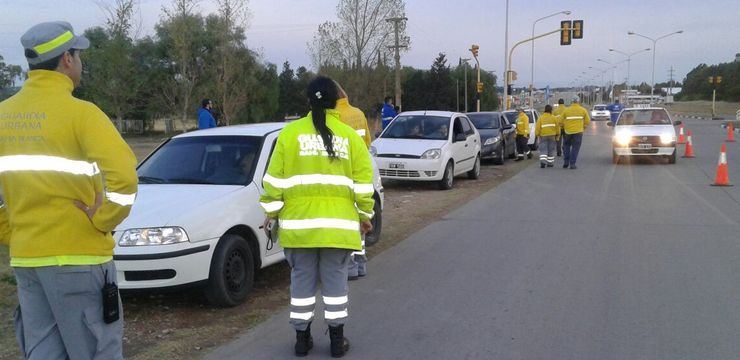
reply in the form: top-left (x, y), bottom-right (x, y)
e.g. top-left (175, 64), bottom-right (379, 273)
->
top-left (608, 107), bottom-right (681, 164)
top-left (114, 123), bottom-right (384, 306)
top-left (370, 111), bottom-right (481, 190)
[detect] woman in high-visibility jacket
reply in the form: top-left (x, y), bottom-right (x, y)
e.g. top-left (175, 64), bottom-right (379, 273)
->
top-left (260, 76), bottom-right (374, 358)
top-left (515, 108), bottom-right (531, 161)
top-left (535, 104), bottom-right (562, 168)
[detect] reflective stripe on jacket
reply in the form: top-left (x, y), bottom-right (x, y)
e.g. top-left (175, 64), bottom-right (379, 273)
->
top-left (535, 113), bottom-right (562, 138)
top-left (561, 104), bottom-right (591, 134)
top-left (0, 70), bottom-right (138, 258)
top-left (259, 110), bottom-right (374, 250)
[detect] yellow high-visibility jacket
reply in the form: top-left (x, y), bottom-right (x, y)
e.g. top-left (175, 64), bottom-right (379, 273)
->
top-left (0, 70), bottom-right (138, 264)
top-left (535, 113), bottom-right (562, 138)
top-left (335, 98), bottom-right (371, 148)
top-left (516, 112), bottom-right (530, 137)
top-left (260, 110), bottom-right (374, 250)
top-left (561, 104), bottom-right (591, 134)
top-left (553, 104), bottom-right (566, 118)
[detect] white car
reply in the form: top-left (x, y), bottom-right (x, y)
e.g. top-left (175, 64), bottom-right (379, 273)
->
top-left (608, 107), bottom-right (681, 164)
top-left (370, 111), bottom-right (481, 190)
top-left (502, 109), bottom-right (539, 150)
top-left (114, 123), bottom-right (384, 306)
top-left (591, 104), bottom-right (611, 121)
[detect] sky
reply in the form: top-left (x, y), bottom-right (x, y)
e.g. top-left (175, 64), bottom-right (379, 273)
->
top-left (1, 0), bottom-right (739, 88)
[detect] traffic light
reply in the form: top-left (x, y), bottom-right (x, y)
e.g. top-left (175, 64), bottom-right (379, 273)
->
top-left (506, 70), bottom-right (517, 82)
top-left (560, 21), bottom-right (572, 45)
top-left (470, 44), bottom-right (479, 57)
top-left (708, 76), bottom-right (723, 85)
top-left (572, 20), bottom-right (583, 39)
top-left (507, 84), bottom-right (513, 95)
top-left (476, 82), bottom-right (484, 93)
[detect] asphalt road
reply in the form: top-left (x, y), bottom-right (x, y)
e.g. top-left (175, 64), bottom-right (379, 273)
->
top-left (207, 118), bottom-right (740, 360)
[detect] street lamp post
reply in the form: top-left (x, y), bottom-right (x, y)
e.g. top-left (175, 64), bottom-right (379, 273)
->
top-left (588, 66), bottom-right (607, 103)
top-left (597, 58), bottom-right (624, 103)
top-left (460, 58), bottom-right (471, 112)
top-left (506, 27), bottom-right (565, 111)
top-left (530, 10), bottom-right (571, 109)
top-left (628, 30), bottom-right (683, 102)
top-left (609, 47), bottom-right (651, 91)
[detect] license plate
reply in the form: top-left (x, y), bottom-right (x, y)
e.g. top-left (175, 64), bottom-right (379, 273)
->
top-left (638, 143), bottom-right (652, 149)
top-left (389, 162), bottom-right (405, 169)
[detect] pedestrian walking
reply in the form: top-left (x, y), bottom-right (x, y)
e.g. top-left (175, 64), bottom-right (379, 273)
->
top-left (198, 98), bottom-right (217, 129)
top-left (561, 96), bottom-right (591, 169)
top-left (333, 81), bottom-right (372, 280)
top-left (535, 105), bottom-right (561, 168)
top-left (515, 107), bottom-right (532, 161)
top-left (553, 98), bottom-right (566, 156)
top-left (260, 76), bottom-right (375, 358)
top-left (0, 21), bottom-right (138, 360)
top-left (381, 96), bottom-right (397, 130)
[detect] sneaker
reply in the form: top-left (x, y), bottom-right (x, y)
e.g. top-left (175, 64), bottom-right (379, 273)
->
top-left (569, 165), bottom-right (577, 170)
top-left (547, 164), bottom-right (554, 168)
top-left (562, 164), bottom-right (569, 169)
top-left (540, 163), bottom-right (546, 168)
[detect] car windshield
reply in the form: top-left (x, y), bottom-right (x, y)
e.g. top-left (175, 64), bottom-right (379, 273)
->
top-left (593, 105), bottom-right (607, 111)
top-left (468, 113), bottom-right (501, 129)
top-left (503, 111), bottom-right (534, 124)
top-left (137, 135), bottom-right (262, 185)
top-left (381, 115), bottom-right (450, 140)
top-left (616, 109), bottom-right (671, 126)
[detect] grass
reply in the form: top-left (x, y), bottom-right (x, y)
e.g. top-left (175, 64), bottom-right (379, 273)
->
top-left (666, 100), bottom-right (740, 118)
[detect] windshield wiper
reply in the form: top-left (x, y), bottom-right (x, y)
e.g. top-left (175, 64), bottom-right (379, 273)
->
top-left (138, 176), bottom-right (166, 184)
top-left (167, 178), bottom-right (215, 185)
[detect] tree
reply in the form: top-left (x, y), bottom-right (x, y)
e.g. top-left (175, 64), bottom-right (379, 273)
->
top-left (309, 0), bottom-right (408, 69)
top-left (0, 54), bottom-right (22, 91)
top-left (426, 53), bottom-right (455, 111)
top-left (277, 61), bottom-right (303, 118)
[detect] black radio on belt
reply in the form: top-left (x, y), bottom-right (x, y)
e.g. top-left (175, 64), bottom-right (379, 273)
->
top-left (102, 268), bottom-right (120, 324)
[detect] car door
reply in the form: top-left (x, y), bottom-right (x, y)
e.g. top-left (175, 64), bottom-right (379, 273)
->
top-left (461, 117), bottom-right (479, 163)
top-left (451, 117), bottom-right (474, 172)
top-left (501, 114), bottom-right (516, 154)
top-left (254, 130), bottom-right (284, 257)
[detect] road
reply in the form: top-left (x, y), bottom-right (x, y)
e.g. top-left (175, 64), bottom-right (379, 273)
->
top-left (207, 118), bottom-right (740, 360)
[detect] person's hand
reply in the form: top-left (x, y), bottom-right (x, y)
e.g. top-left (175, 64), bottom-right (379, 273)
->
top-left (360, 220), bottom-right (373, 235)
top-left (263, 217), bottom-right (277, 238)
top-left (74, 192), bottom-right (103, 220)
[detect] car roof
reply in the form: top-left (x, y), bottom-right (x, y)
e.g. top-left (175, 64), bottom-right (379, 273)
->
top-left (173, 122), bottom-right (287, 138)
top-left (621, 107), bottom-right (669, 111)
top-left (398, 110), bottom-right (463, 117)
top-left (466, 111), bottom-right (501, 115)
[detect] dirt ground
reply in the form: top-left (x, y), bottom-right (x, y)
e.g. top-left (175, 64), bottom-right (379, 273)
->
top-left (665, 100), bottom-right (740, 118)
top-left (0, 136), bottom-right (530, 360)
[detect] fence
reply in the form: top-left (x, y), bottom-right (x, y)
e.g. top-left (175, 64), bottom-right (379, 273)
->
top-left (112, 119), bottom-right (144, 135)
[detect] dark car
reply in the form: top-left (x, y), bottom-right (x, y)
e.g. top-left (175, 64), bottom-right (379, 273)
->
top-left (467, 112), bottom-right (516, 164)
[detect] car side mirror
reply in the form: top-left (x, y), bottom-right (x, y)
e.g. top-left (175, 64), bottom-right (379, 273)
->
top-left (606, 121), bottom-right (614, 127)
top-left (454, 133), bottom-right (466, 142)
top-left (673, 120), bottom-right (682, 126)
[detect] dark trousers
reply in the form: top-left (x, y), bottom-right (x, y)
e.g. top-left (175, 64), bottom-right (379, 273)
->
top-left (516, 135), bottom-right (530, 158)
top-left (563, 133), bottom-right (583, 166)
top-left (556, 130), bottom-right (565, 155)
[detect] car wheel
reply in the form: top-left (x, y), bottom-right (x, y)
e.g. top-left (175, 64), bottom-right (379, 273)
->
top-left (467, 155), bottom-right (481, 179)
top-left (205, 234), bottom-right (255, 307)
top-left (438, 161), bottom-right (454, 190)
top-left (612, 151), bottom-right (620, 164)
top-left (493, 144), bottom-right (505, 165)
top-left (365, 197), bottom-right (382, 247)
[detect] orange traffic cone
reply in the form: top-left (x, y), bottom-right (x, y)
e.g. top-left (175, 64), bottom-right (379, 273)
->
top-left (712, 143), bottom-right (732, 186)
top-left (727, 123), bottom-right (735, 142)
top-left (682, 130), bottom-right (695, 158)
top-left (677, 124), bottom-right (686, 144)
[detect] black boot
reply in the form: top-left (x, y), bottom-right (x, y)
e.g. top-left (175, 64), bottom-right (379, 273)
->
top-left (295, 323), bottom-right (313, 357)
top-left (329, 325), bottom-right (350, 358)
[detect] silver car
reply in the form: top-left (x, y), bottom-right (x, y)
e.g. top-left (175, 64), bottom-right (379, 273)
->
top-left (608, 107), bottom-right (682, 164)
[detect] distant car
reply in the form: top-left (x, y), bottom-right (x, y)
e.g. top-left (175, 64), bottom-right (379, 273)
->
top-left (591, 104), bottom-right (611, 121)
top-left (370, 111), bottom-right (481, 190)
top-left (607, 107), bottom-right (681, 164)
top-left (115, 123), bottom-right (384, 306)
top-left (503, 109), bottom-right (539, 150)
top-left (467, 111), bottom-right (516, 164)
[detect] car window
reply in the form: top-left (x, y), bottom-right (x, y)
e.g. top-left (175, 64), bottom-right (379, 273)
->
top-left (453, 118), bottom-right (465, 137)
top-left (138, 135), bottom-right (262, 185)
top-left (468, 113), bottom-right (501, 129)
top-left (593, 105), bottom-right (607, 111)
top-left (617, 109), bottom-right (671, 126)
top-left (502, 111), bottom-right (518, 124)
top-left (459, 117), bottom-right (474, 136)
top-left (381, 115), bottom-right (449, 140)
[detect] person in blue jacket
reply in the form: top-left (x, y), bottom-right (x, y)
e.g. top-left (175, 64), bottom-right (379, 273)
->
top-left (381, 96), bottom-right (397, 129)
top-left (198, 99), bottom-right (217, 129)
top-left (607, 99), bottom-right (624, 123)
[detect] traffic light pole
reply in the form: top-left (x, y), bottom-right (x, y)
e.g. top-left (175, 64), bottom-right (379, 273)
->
top-left (505, 28), bottom-right (564, 111)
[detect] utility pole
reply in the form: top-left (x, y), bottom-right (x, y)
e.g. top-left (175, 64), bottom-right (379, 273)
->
top-left (668, 66), bottom-right (675, 95)
top-left (460, 58), bottom-right (471, 112)
top-left (387, 17), bottom-right (408, 111)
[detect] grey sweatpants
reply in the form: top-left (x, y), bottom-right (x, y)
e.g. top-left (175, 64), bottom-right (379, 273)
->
top-left (13, 261), bottom-right (123, 360)
top-left (538, 136), bottom-right (557, 165)
top-left (284, 248), bottom-right (352, 331)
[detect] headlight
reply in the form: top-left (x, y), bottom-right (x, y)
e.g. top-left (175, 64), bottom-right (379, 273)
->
top-left (369, 146), bottom-right (377, 156)
top-left (421, 149), bottom-right (441, 159)
top-left (119, 227), bottom-right (189, 246)
top-left (483, 136), bottom-right (501, 146)
top-left (660, 133), bottom-right (674, 145)
top-left (615, 132), bottom-right (632, 146)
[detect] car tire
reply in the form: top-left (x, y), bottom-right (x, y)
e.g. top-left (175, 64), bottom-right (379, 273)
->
top-left (467, 155), bottom-right (481, 179)
top-left (612, 151), bottom-right (620, 164)
top-left (493, 144), bottom-right (505, 165)
top-left (204, 234), bottom-right (255, 307)
top-left (365, 197), bottom-right (382, 247)
top-left (438, 161), bottom-right (454, 190)
top-left (668, 149), bottom-right (676, 164)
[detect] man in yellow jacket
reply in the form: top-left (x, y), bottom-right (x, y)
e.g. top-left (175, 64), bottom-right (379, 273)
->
top-left (334, 82), bottom-right (373, 281)
top-left (515, 108), bottom-right (532, 161)
top-left (535, 104), bottom-right (561, 168)
top-left (0, 21), bottom-right (137, 360)
top-left (553, 98), bottom-right (566, 156)
top-left (561, 96), bottom-right (591, 169)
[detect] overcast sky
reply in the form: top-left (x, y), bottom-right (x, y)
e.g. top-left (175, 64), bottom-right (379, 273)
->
top-left (1, 0), bottom-right (738, 88)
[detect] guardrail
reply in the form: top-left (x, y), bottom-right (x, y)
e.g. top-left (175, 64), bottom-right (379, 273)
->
top-left (112, 119), bottom-right (144, 135)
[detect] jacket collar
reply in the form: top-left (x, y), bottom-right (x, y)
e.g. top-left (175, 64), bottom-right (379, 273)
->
top-left (24, 70), bottom-right (74, 94)
top-left (336, 98), bottom-right (350, 107)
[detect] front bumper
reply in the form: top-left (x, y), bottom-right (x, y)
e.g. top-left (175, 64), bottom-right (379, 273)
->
top-left (114, 238), bottom-right (219, 289)
top-left (613, 145), bottom-right (676, 156)
top-left (480, 143), bottom-right (501, 159)
top-left (374, 157), bottom-right (446, 181)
